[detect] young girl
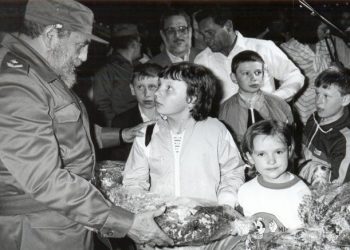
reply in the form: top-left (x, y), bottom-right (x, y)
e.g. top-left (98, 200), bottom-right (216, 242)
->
top-left (123, 62), bottom-right (245, 211)
top-left (238, 120), bottom-right (310, 233)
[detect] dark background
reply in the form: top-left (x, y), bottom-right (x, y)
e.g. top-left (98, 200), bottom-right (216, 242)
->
top-left (0, 0), bottom-right (348, 74)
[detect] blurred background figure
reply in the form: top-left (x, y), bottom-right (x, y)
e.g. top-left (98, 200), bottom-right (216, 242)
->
top-left (93, 23), bottom-right (141, 126)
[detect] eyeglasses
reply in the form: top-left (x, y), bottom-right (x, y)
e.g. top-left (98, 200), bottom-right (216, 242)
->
top-left (164, 26), bottom-right (189, 36)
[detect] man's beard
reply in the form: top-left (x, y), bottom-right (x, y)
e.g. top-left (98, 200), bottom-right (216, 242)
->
top-left (47, 43), bottom-right (78, 89)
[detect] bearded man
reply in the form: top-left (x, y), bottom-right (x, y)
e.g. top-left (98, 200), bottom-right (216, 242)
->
top-left (0, 0), bottom-right (173, 250)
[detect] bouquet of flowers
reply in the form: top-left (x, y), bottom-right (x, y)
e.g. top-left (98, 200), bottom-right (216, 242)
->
top-left (250, 183), bottom-right (350, 250)
top-left (94, 160), bottom-right (125, 194)
top-left (106, 187), bottom-right (253, 246)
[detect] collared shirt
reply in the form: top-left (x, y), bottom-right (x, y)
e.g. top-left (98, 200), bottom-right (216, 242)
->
top-left (166, 49), bottom-right (190, 63)
top-left (194, 31), bottom-right (305, 102)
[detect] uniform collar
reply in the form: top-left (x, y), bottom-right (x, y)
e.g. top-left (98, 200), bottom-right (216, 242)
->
top-left (1, 33), bottom-right (58, 83)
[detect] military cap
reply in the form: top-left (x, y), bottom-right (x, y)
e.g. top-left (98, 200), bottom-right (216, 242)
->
top-left (112, 23), bottom-right (139, 38)
top-left (24, 0), bottom-right (108, 44)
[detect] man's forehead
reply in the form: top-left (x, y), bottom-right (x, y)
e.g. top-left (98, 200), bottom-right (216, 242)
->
top-left (69, 31), bottom-right (90, 44)
top-left (164, 15), bottom-right (188, 27)
top-left (199, 17), bottom-right (219, 29)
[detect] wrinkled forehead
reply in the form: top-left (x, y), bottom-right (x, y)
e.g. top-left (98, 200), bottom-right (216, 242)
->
top-left (164, 15), bottom-right (189, 28)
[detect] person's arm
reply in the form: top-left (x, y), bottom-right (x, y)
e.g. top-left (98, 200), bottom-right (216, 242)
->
top-left (263, 41), bottom-right (305, 101)
top-left (94, 121), bottom-right (156, 149)
top-left (0, 75), bottom-right (132, 236)
top-left (93, 71), bottom-right (115, 126)
top-left (329, 136), bottom-right (350, 184)
top-left (217, 128), bottom-right (245, 208)
top-left (122, 133), bottom-right (151, 191)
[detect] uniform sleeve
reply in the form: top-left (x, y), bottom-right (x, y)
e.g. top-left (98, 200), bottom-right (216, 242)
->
top-left (262, 41), bottom-right (305, 101)
top-left (217, 128), bottom-right (245, 207)
top-left (93, 70), bottom-right (115, 126)
top-left (122, 134), bottom-right (151, 191)
top-left (0, 74), bottom-right (134, 237)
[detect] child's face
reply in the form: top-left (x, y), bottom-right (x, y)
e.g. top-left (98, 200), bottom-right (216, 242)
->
top-left (246, 134), bottom-right (290, 183)
top-left (131, 76), bottom-right (158, 109)
top-left (155, 78), bottom-right (192, 118)
top-left (315, 85), bottom-right (348, 123)
top-left (232, 61), bottom-right (264, 95)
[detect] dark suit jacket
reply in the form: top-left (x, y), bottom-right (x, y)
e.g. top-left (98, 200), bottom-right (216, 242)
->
top-left (108, 105), bottom-right (143, 161)
top-left (149, 48), bottom-right (201, 68)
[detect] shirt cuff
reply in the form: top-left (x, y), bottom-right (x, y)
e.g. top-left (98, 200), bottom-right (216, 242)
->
top-left (94, 124), bottom-right (121, 149)
top-left (99, 205), bottom-right (135, 238)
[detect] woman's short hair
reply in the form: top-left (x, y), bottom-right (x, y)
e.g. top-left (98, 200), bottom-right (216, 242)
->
top-left (159, 62), bottom-right (218, 121)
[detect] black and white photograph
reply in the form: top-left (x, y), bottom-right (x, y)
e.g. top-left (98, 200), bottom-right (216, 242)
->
top-left (0, 0), bottom-right (350, 249)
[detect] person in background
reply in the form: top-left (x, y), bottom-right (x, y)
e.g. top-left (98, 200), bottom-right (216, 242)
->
top-left (279, 15), bottom-right (350, 125)
top-left (149, 9), bottom-right (200, 67)
top-left (0, 0), bottom-right (173, 249)
top-left (299, 66), bottom-right (350, 185)
top-left (94, 23), bottom-right (142, 126)
top-left (194, 8), bottom-right (305, 103)
top-left (238, 120), bottom-right (310, 233)
top-left (109, 63), bottom-right (161, 161)
top-left (219, 50), bottom-right (293, 146)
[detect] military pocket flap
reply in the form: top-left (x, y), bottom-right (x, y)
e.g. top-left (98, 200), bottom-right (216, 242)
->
top-left (55, 103), bottom-right (81, 123)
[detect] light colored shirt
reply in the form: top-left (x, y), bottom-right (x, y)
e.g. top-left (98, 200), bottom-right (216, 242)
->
top-left (166, 49), bottom-right (190, 63)
top-left (238, 173), bottom-right (311, 229)
top-left (123, 117), bottom-right (245, 208)
top-left (194, 31), bottom-right (305, 102)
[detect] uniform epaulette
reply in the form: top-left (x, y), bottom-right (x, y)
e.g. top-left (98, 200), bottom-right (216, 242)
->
top-left (0, 51), bottom-right (29, 75)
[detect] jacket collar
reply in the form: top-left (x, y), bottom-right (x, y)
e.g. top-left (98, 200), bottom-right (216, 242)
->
top-left (1, 33), bottom-right (58, 83)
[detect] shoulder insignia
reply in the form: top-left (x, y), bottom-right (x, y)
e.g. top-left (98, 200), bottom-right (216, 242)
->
top-left (7, 59), bottom-right (24, 68)
top-left (1, 52), bottom-right (29, 75)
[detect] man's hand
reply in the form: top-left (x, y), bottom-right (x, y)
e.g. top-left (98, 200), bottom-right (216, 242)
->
top-left (121, 120), bottom-right (156, 143)
top-left (127, 206), bottom-right (174, 247)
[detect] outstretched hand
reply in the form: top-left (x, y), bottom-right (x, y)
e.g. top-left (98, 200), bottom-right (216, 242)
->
top-left (122, 120), bottom-right (156, 143)
top-left (127, 206), bottom-right (174, 247)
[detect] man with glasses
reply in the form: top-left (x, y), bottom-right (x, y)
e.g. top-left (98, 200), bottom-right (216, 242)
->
top-left (194, 8), bottom-right (305, 103)
top-left (150, 9), bottom-right (200, 67)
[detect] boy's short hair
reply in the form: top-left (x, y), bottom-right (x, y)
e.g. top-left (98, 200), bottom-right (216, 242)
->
top-left (231, 50), bottom-right (265, 73)
top-left (241, 120), bottom-right (294, 160)
top-left (132, 63), bottom-right (163, 84)
top-left (159, 62), bottom-right (217, 121)
top-left (315, 66), bottom-right (350, 96)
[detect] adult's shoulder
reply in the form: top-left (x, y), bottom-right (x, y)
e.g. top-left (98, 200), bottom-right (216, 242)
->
top-left (148, 51), bottom-right (170, 68)
top-left (0, 49), bottom-right (30, 77)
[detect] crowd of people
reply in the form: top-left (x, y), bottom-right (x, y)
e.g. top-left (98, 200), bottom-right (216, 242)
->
top-left (0, 0), bottom-right (350, 250)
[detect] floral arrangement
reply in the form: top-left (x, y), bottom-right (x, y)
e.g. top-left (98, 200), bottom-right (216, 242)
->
top-left (253, 183), bottom-right (350, 250)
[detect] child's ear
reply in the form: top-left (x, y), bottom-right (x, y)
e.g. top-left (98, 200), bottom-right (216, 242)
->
top-left (230, 72), bottom-right (237, 82)
top-left (342, 94), bottom-right (350, 107)
top-left (245, 152), bottom-right (255, 165)
top-left (129, 84), bottom-right (135, 96)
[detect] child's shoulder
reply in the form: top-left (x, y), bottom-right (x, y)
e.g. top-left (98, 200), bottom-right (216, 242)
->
top-left (239, 176), bottom-right (259, 192)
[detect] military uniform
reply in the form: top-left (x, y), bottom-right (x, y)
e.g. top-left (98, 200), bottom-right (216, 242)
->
top-left (0, 33), bottom-right (134, 250)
